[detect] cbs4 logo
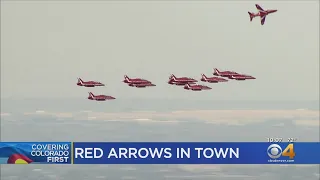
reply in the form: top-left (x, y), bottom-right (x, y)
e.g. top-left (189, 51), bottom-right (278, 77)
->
top-left (267, 144), bottom-right (295, 159)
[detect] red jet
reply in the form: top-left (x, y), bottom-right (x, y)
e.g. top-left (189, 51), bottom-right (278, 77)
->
top-left (123, 75), bottom-right (151, 84)
top-left (87, 92), bottom-right (115, 101)
top-left (213, 68), bottom-right (239, 78)
top-left (200, 74), bottom-right (228, 83)
top-left (248, 4), bottom-right (277, 25)
top-left (77, 78), bottom-right (105, 87)
top-left (229, 75), bottom-right (256, 80)
top-left (184, 83), bottom-right (212, 91)
top-left (123, 75), bottom-right (155, 88)
top-left (168, 74), bottom-right (197, 85)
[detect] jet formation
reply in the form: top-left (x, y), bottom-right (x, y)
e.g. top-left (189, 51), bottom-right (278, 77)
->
top-left (167, 68), bottom-right (255, 91)
top-left (75, 3), bottom-right (271, 100)
top-left (77, 68), bottom-right (255, 100)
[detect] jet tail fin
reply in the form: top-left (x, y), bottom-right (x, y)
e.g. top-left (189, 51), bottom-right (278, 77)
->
top-left (248, 12), bottom-right (254, 21)
top-left (88, 92), bottom-right (95, 98)
top-left (78, 78), bottom-right (83, 84)
top-left (201, 74), bottom-right (207, 79)
top-left (170, 74), bottom-right (176, 80)
top-left (213, 68), bottom-right (220, 75)
top-left (124, 75), bottom-right (131, 82)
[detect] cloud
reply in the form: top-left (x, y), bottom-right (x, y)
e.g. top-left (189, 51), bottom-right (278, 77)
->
top-left (134, 118), bottom-right (180, 124)
top-left (164, 174), bottom-right (257, 179)
top-left (120, 176), bottom-right (136, 180)
top-left (24, 111), bottom-right (74, 119)
top-left (20, 109), bottom-right (319, 126)
top-left (176, 165), bottom-right (221, 172)
top-left (0, 113), bottom-right (11, 116)
top-left (205, 120), bottom-right (246, 126)
top-left (120, 166), bottom-right (137, 171)
top-left (294, 120), bottom-right (319, 127)
top-left (158, 169), bottom-right (172, 172)
top-left (134, 118), bottom-right (152, 121)
top-left (278, 164), bottom-right (317, 167)
top-left (171, 110), bottom-right (319, 120)
top-left (24, 110), bottom-right (49, 115)
top-left (55, 113), bottom-right (74, 118)
top-left (272, 123), bottom-right (285, 127)
top-left (80, 110), bottom-right (92, 113)
top-left (95, 176), bottom-right (106, 179)
top-left (32, 168), bottom-right (42, 171)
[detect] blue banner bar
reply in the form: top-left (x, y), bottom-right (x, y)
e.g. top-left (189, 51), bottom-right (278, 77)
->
top-left (72, 142), bottom-right (320, 164)
top-left (1, 142), bottom-right (319, 164)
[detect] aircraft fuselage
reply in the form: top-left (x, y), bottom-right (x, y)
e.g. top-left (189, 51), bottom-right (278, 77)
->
top-left (253, 10), bottom-right (277, 18)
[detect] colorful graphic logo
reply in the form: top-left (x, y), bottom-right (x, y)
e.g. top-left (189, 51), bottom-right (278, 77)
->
top-left (267, 143), bottom-right (295, 159)
top-left (0, 143), bottom-right (46, 164)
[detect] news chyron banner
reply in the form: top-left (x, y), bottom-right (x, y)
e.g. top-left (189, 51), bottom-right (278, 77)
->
top-left (0, 142), bottom-right (319, 164)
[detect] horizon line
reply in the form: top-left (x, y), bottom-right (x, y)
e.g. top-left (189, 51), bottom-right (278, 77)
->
top-left (0, 98), bottom-right (319, 102)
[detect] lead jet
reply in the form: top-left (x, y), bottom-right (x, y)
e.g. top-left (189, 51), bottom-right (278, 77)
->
top-left (248, 4), bottom-right (277, 25)
top-left (213, 68), bottom-right (240, 78)
top-left (87, 92), bottom-right (115, 101)
top-left (200, 74), bottom-right (228, 83)
top-left (168, 74), bottom-right (197, 86)
top-left (184, 83), bottom-right (212, 91)
top-left (77, 78), bottom-right (105, 87)
top-left (123, 75), bottom-right (155, 88)
top-left (229, 74), bottom-right (256, 81)
top-left (123, 75), bottom-right (152, 84)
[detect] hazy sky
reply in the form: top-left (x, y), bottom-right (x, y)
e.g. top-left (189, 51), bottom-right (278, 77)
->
top-left (1, 1), bottom-right (319, 100)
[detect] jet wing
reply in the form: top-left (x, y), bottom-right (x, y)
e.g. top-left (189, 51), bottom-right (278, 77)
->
top-left (260, 15), bottom-right (266, 25)
top-left (255, 4), bottom-right (264, 11)
top-left (130, 80), bottom-right (150, 84)
top-left (106, 96), bottom-right (115, 99)
top-left (194, 87), bottom-right (202, 90)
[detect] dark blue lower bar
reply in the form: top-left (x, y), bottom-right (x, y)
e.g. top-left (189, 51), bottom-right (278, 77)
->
top-left (72, 142), bottom-right (320, 164)
top-left (1, 142), bottom-right (318, 164)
